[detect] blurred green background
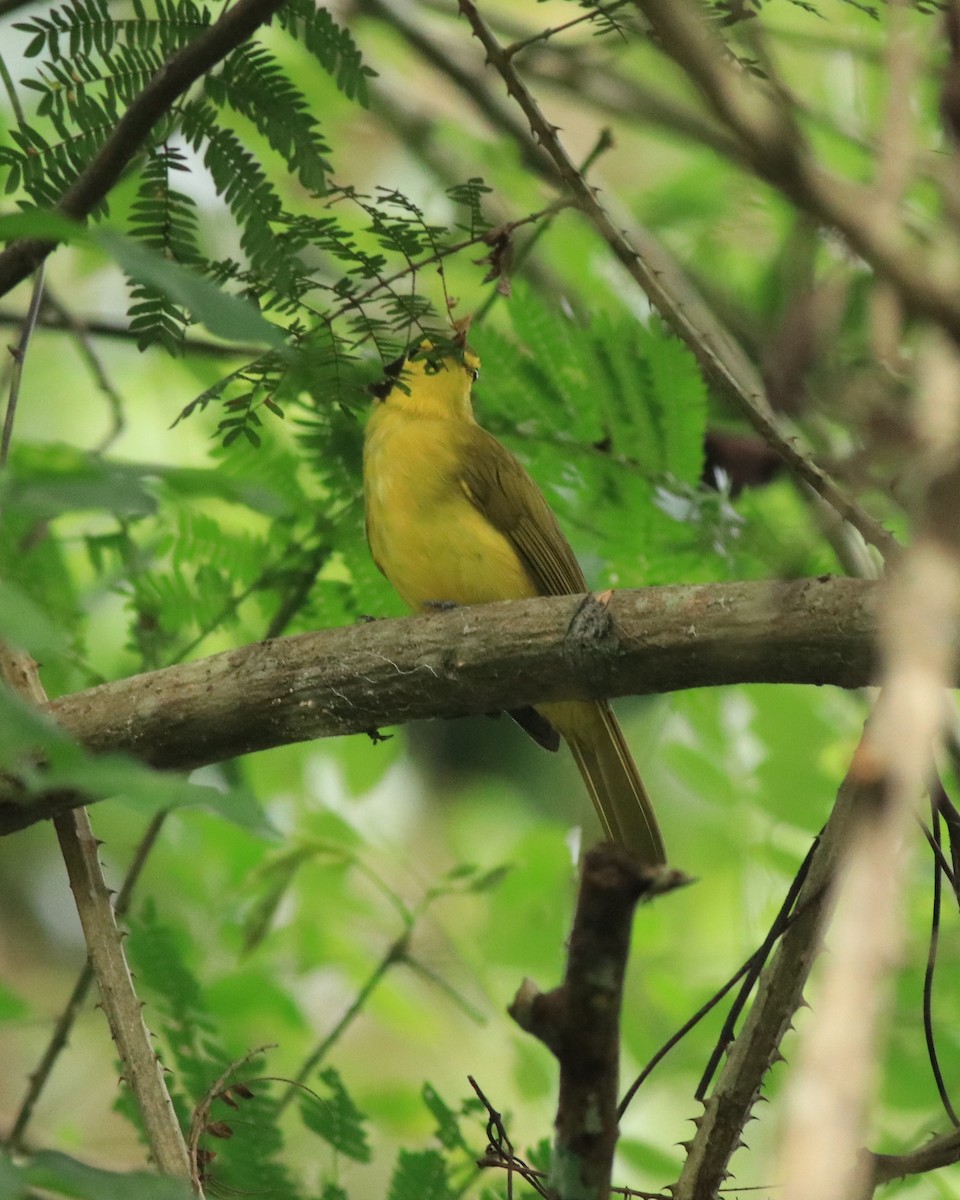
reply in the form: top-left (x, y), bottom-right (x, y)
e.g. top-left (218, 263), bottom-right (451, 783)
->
top-left (0, 1), bottom-right (956, 1196)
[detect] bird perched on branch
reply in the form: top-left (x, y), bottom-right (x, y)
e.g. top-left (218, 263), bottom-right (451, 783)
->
top-left (363, 335), bottom-right (665, 866)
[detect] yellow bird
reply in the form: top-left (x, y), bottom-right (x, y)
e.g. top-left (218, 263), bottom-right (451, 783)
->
top-left (362, 339), bottom-right (666, 866)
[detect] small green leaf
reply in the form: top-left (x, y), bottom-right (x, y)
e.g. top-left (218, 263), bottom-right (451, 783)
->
top-left (0, 210), bottom-right (82, 242)
top-left (0, 687), bottom-right (76, 775)
top-left (95, 759), bottom-right (276, 839)
top-left (0, 686), bottom-right (275, 838)
top-left (300, 1066), bottom-right (372, 1162)
top-left (643, 327), bottom-right (708, 485)
top-left (526, 1137), bottom-right (552, 1172)
top-left (242, 844), bottom-right (323, 952)
top-left (0, 1152), bottom-right (27, 1200)
top-left (0, 581), bottom-right (71, 658)
top-left (0, 982), bottom-right (29, 1023)
top-left (444, 863), bottom-right (479, 881)
top-left (388, 1149), bottom-right (452, 1200)
top-left (422, 1083), bottom-right (466, 1151)
top-left (23, 1150), bottom-right (192, 1200)
top-left (3, 444), bottom-right (172, 519)
top-left (465, 864), bottom-right (513, 893)
top-left (92, 228), bottom-right (285, 348)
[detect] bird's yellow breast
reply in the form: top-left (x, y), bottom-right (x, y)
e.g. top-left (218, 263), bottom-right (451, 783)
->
top-left (363, 403), bottom-right (537, 611)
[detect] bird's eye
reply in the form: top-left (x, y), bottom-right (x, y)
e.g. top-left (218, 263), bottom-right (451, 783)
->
top-left (468, 367), bottom-right (479, 382)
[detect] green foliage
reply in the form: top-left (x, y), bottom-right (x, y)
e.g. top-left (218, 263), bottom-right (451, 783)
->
top-left (179, 98), bottom-right (298, 288)
top-left (207, 43), bottom-right (331, 191)
top-left (300, 1067), bottom-right (372, 1162)
top-left (4, 0), bottom-right (205, 208)
top-left (123, 901), bottom-right (301, 1198)
top-left (707, 0), bottom-right (886, 23)
top-left (0, 0), bottom-right (494, 398)
top-left (0, 1149), bottom-right (192, 1199)
top-left (388, 1149), bottom-right (453, 1200)
top-left (2, 0), bottom-right (419, 363)
top-left (96, 225), bottom-right (285, 349)
top-left (467, 290), bottom-right (746, 590)
top-left (0, 1), bottom-right (949, 1198)
top-left (277, 0), bottom-right (376, 107)
top-left (126, 145), bottom-right (203, 352)
top-left (114, 870), bottom-right (507, 1197)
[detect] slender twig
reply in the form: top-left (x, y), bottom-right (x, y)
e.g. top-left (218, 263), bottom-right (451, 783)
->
top-left (525, 50), bottom-right (749, 165)
top-left (187, 1044), bottom-right (275, 1187)
top-left (871, 1126), bottom-right (960, 1187)
top-left (54, 810), bottom-right (192, 1179)
top-left (276, 871), bottom-right (489, 1115)
top-left (473, 130), bottom-right (613, 326)
top-left (0, 48), bottom-right (25, 127)
top-left (0, 0), bottom-right (37, 18)
top-left (922, 799), bottom-right (960, 1127)
top-left (403, 957), bottom-right (487, 1025)
top-left (276, 933), bottom-right (409, 1113)
top-left (617, 843), bottom-right (813, 1119)
top-left (476, 1153), bottom-right (674, 1199)
top-left (34, 292), bottom-right (129, 452)
top-left (361, 0), bottom-right (559, 183)
top-left (324, 197), bottom-right (573, 329)
top-left (695, 838), bottom-right (816, 1101)
top-left (164, 549), bottom-right (312, 667)
top-left (470, 1076), bottom-right (551, 1198)
top-left (1, 265), bottom-right (45, 475)
top-left (618, 949), bottom-right (757, 1121)
top-left (503, 0), bottom-right (632, 59)
top-left (5, 957), bottom-right (93, 1155)
top-left (919, 817), bottom-right (959, 894)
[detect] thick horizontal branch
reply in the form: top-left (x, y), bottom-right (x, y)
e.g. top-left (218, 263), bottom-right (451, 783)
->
top-left (28, 576), bottom-right (876, 775)
top-left (42, 578), bottom-right (878, 773)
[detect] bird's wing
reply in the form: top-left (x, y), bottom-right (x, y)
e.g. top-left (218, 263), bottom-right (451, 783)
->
top-left (457, 426), bottom-right (587, 598)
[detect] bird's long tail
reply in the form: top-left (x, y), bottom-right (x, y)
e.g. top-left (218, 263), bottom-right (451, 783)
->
top-left (541, 698), bottom-right (666, 866)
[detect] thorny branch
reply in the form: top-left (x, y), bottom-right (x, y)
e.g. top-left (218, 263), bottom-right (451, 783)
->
top-left (0, 645), bottom-right (192, 1183)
